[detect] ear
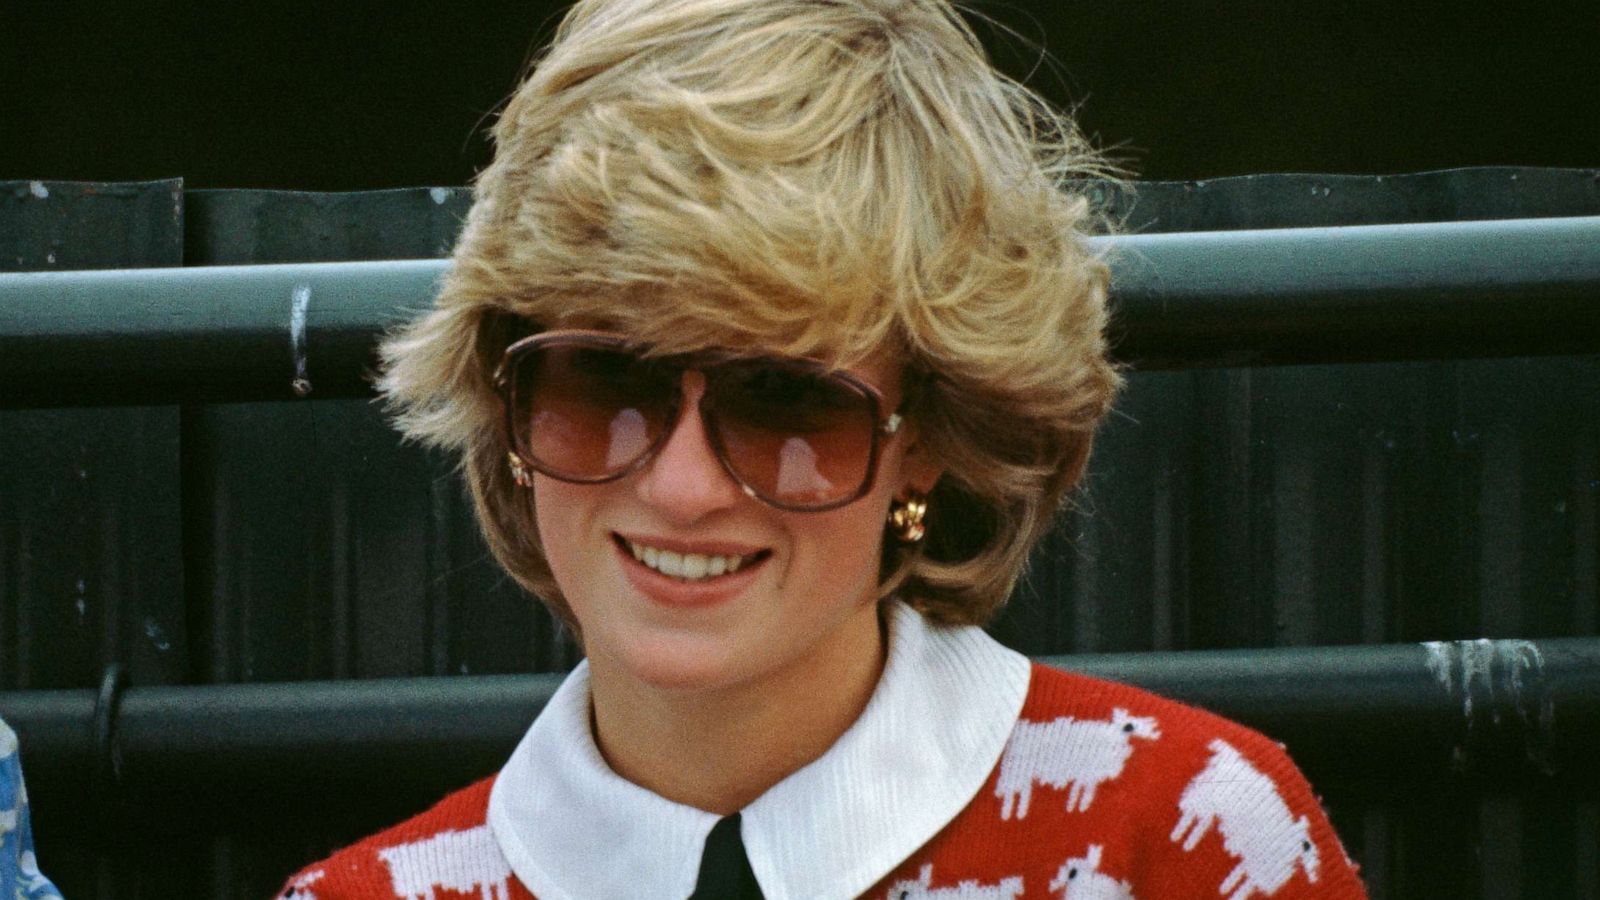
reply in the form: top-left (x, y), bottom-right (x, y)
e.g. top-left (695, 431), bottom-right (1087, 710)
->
top-left (900, 454), bottom-right (943, 496)
top-left (895, 425), bottom-right (944, 496)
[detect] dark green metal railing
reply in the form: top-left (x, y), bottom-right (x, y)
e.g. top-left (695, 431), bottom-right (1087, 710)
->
top-left (2, 215), bottom-right (1598, 408)
top-left (4, 637), bottom-right (1597, 811)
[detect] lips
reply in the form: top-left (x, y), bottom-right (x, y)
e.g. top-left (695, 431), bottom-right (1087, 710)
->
top-left (610, 533), bottom-right (774, 612)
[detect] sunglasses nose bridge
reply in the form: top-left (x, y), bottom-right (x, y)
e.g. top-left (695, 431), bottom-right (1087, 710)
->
top-left (631, 368), bottom-right (750, 514)
top-left (678, 368), bottom-right (708, 407)
top-left (655, 368), bottom-right (711, 452)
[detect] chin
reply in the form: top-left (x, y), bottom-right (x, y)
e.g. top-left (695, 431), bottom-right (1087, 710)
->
top-left (605, 629), bottom-right (754, 694)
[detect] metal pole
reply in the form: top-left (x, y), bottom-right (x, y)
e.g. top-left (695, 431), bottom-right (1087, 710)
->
top-left (2, 216), bottom-right (1597, 408)
top-left (4, 638), bottom-right (1596, 807)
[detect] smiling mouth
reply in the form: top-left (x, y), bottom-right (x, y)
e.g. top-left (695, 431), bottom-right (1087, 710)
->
top-left (613, 535), bottom-right (771, 583)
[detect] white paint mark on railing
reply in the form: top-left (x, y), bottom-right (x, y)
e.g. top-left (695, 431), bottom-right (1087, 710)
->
top-left (1422, 640), bottom-right (1453, 696)
top-left (290, 283), bottom-right (312, 397)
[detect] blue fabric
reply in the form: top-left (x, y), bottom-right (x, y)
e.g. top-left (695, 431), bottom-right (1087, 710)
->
top-left (0, 718), bottom-right (62, 900)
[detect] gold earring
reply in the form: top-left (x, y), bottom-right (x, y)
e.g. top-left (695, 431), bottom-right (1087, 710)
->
top-left (508, 452), bottom-right (534, 489)
top-left (889, 490), bottom-right (928, 543)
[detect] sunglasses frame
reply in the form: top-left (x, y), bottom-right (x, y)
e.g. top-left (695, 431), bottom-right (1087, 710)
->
top-left (492, 329), bottom-right (905, 512)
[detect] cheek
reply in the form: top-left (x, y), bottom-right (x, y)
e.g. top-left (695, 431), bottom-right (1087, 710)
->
top-left (796, 499), bottom-right (892, 594)
top-left (531, 477), bottom-right (590, 587)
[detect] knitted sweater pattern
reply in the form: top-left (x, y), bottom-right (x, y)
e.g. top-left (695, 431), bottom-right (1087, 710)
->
top-left (282, 664), bottom-right (1367, 900)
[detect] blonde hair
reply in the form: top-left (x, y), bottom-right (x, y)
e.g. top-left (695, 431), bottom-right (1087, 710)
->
top-left (380, 0), bottom-right (1122, 628)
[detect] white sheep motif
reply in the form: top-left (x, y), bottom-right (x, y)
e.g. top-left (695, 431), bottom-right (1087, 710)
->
top-left (1048, 845), bottom-right (1137, 900)
top-left (1170, 739), bottom-right (1320, 900)
top-left (887, 863), bottom-right (1024, 900)
top-left (995, 708), bottom-right (1161, 819)
top-left (282, 869), bottom-right (324, 900)
top-left (378, 825), bottom-right (513, 900)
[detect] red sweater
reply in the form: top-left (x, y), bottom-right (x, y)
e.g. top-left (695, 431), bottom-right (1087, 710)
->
top-left (283, 663), bottom-right (1366, 899)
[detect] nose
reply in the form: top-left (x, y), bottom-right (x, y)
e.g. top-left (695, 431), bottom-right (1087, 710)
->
top-left (632, 370), bottom-right (746, 522)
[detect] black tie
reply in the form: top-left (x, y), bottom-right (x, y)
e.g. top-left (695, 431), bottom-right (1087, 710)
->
top-left (688, 813), bottom-right (765, 900)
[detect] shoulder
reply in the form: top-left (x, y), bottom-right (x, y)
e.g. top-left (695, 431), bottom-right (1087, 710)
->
top-left (994, 662), bottom-right (1294, 824)
top-left (873, 661), bottom-right (1370, 897)
top-left (998, 661), bottom-right (1368, 898)
top-left (1005, 661), bottom-right (1298, 801)
top-left (278, 777), bottom-right (528, 900)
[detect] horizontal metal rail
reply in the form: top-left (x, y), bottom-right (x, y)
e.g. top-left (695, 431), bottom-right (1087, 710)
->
top-left (4, 638), bottom-right (1596, 811)
top-left (1, 216), bottom-right (1597, 408)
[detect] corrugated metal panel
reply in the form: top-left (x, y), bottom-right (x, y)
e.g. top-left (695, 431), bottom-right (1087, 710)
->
top-left (0, 179), bottom-right (184, 271)
top-left (185, 187), bottom-right (472, 265)
top-left (184, 399), bottom-right (578, 684)
top-left (0, 180), bottom-right (190, 694)
top-left (1110, 167), bottom-right (1600, 232)
top-left (0, 173), bottom-right (1596, 898)
top-left (996, 355), bottom-right (1600, 656)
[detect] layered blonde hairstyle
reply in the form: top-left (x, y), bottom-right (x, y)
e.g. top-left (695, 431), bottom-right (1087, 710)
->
top-left (380, 0), bottom-right (1121, 628)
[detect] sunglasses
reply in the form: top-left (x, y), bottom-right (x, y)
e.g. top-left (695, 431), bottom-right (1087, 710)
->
top-left (493, 330), bottom-right (905, 512)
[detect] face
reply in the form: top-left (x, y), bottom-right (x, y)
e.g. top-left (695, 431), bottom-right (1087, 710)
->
top-left (532, 349), bottom-right (937, 696)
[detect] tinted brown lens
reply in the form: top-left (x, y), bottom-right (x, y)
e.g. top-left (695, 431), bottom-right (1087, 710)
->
top-left (511, 344), bottom-right (673, 480)
top-left (707, 363), bottom-right (877, 508)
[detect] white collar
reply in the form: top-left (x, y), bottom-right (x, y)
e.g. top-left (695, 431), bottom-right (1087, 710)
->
top-left (487, 600), bottom-right (1031, 900)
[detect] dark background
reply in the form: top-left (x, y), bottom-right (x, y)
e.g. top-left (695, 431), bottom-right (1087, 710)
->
top-left (1, 0), bottom-right (1596, 188)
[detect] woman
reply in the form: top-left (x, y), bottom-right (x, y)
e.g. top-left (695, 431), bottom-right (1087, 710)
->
top-left (284, 0), bottom-right (1368, 897)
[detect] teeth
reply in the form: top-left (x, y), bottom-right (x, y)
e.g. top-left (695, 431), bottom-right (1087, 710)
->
top-left (625, 540), bottom-right (755, 582)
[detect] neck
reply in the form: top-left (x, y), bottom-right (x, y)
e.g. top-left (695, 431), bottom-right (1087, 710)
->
top-left (587, 600), bottom-right (887, 816)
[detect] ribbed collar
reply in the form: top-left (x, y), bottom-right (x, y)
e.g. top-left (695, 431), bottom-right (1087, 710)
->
top-left (487, 600), bottom-right (1031, 900)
